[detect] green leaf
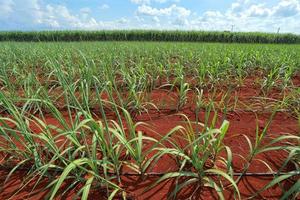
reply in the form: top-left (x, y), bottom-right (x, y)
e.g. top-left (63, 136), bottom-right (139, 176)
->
top-left (203, 177), bottom-right (225, 200)
top-left (205, 169), bottom-right (240, 199)
top-left (49, 158), bottom-right (88, 200)
top-left (280, 180), bottom-right (300, 200)
top-left (169, 178), bottom-right (198, 198)
top-left (147, 171), bottom-right (197, 191)
top-left (108, 188), bottom-right (120, 200)
top-left (253, 174), bottom-right (295, 198)
top-left (81, 175), bottom-right (94, 200)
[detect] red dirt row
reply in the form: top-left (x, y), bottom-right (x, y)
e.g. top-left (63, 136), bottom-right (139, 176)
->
top-left (0, 110), bottom-right (298, 199)
top-left (0, 79), bottom-right (299, 199)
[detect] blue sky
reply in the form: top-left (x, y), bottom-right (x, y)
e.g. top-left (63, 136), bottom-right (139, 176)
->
top-left (0, 0), bottom-right (299, 33)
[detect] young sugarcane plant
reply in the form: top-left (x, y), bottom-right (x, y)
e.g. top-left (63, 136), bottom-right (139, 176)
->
top-left (195, 88), bottom-right (204, 135)
top-left (261, 66), bottom-right (280, 95)
top-left (148, 115), bottom-right (239, 200)
top-left (176, 76), bottom-right (190, 111)
top-left (126, 91), bottom-right (159, 118)
top-left (234, 106), bottom-right (300, 189)
top-left (110, 107), bottom-right (161, 177)
top-left (0, 93), bottom-right (126, 199)
top-left (256, 142), bottom-right (300, 200)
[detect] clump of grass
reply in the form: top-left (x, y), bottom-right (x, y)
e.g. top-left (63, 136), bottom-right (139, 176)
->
top-left (251, 135), bottom-right (300, 200)
top-left (174, 74), bottom-right (190, 111)
top-left (148, 114), bottom-right (239, 199)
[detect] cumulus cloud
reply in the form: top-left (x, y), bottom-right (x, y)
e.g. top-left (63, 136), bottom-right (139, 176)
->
top-left (0, 0), bottom-right (44, 29)
top-left (42, 5), bottom-right (129, 29)
top-left (152, 16), bottom-right (160, 23)
top-left (0, 0), bottom-right (129, 30)
top-left (272, 0), bottom-right (300, 17)
top-left (0, 0), bottom-right (14, 17)
top-left (137, 4), bottom-right (190, 17)
top-left (227, 0), bottom-right (300, 18)
top-left (0, 0), bottom-right (300, 33)
top-left (99, 4), bottom-right (109, 10)
top-left (130, 0), bottom-right (179, 4)
top-left (172, 18), bottom-right (188, 26)
top-left (245, 4), bottom-right (271, 17)
top-left (191, 0), bottom-right (300, 33)
top-left (80, 7), bottom-right (91, 14)
top-left (203, 11), bottom-right (223, 18)
top-left (133, 0), bottom-right (299, 33)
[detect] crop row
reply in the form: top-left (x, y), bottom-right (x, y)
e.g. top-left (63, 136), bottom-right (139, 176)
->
top-left (1, 42), bottom-right (299, 114)
top-left (0, 31), bottom-right (300, 43)
top-left (0, 90), bottom-right (299, 199)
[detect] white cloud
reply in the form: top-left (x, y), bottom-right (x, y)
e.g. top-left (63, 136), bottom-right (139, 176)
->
top-left (135, 15), bottom-right (145, 22)
top-left (43, 5), bottom-right (130, 29)
top-left (130, 0), bottom-right (179, 4)
top-left (193, 0), bottom-right (300, 33)
top-left (0, 0), bottom-right (300, 33)
top-left (152, 16), bottom-right (160, 23)
top-left (203, 11), bottom-right (223, 18)
top-left (228, 0), bottom-right (300, 18)
top-left (0, 0), bottom-right (43, 26)
top-left (137, 4), bottom-right (190, 17)
top-left (131, 0), bottom-right (150, 4)
top-left (172, 17), bottom-right (188, 26)
top-left (131, 0), bottom-right (149, 4)
top-left (0, 0), bottom-right (130, 30)
top-left (117, 17), bottom-right (129, 24)
top-left (0, 0), bottom-right (14, 17)
top-left (245, 4), bottom-right (271, 17)
top-left (80, 7), bottom-right (91, 14)
top-left (272, 0), bottom-right (300, 17)
top-left (100, 4), bottom-right (109, 10)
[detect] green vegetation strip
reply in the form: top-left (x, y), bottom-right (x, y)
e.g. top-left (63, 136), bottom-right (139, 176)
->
top-left (0, 30), bottom-right (300, 43)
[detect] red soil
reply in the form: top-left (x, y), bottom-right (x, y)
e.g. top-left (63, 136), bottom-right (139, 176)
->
top-left (0, 79), bottom-right (299, 199)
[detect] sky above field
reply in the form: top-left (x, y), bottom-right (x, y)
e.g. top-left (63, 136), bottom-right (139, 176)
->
top-left (0, 0), bottom-right (299, 33)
